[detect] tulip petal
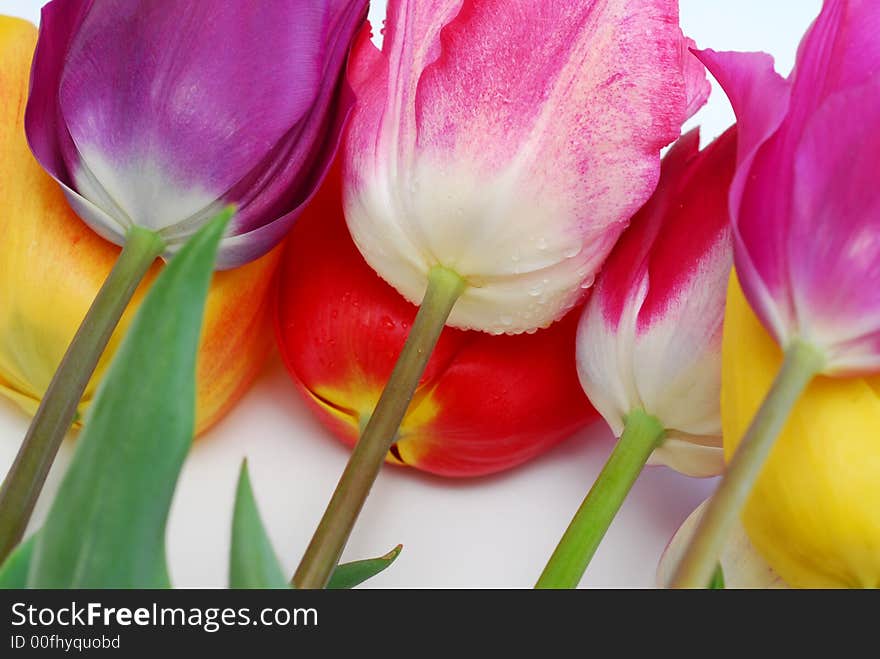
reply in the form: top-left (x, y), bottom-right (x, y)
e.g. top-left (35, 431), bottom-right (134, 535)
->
top-left (682, 40), bottom-right (711, 120)
top-left (26, 0), bottom-right (366, 268)
top-left (697, 49), bottom-right (795, 349)
top-left (723, 274), bottom-right (880, 587)
top-left (657, 499), bottom-right (787, 589)
top-left (577, 129), bottom-right (734, 472)
top-left (787, 84), bottom-right (880, 373)
top-left (788, 0), bottom-right (880, 123)
top-left (346, 0), bottom-right (697, 333)
top-left (53, 0), bottom-right (324, 234)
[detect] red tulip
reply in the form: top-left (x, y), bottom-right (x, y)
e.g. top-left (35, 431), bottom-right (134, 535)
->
top-left (275, 169), bottom-right (598, 478)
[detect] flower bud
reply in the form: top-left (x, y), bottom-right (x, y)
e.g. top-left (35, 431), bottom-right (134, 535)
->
top-left (576, 129), bottom-right (736, 477)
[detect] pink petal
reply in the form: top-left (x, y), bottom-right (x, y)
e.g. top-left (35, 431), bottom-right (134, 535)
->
top-left (696, 49), bottom-right (794, 345)
top-left (788, 82), bottom-right (880, 374)
top-left (682, 40), bottom-right (711, 119)
top-left (345, 0), bottom-right (696, 334)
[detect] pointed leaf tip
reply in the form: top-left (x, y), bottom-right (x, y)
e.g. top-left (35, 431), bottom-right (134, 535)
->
top-left (229, 460), bottom-right (289, 589)
top-left (327, 544), bottom-right (404, 590)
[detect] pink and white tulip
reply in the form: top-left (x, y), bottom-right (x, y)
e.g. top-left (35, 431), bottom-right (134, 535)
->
top-left (343, 0), bottom-right (709, 334)
top-left (577, 129), bottom-right (736, 477)
top-left (698, 0), bottom-right (880, 375)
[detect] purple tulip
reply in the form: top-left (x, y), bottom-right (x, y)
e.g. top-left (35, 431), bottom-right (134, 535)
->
top-left (25, 0), bottom-right (368, 269)
top-left (698, 0), bottom-right (880, 375)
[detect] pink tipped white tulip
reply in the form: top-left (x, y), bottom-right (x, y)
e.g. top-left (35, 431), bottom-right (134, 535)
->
top-left (343, 0), bottom-right (708, 334)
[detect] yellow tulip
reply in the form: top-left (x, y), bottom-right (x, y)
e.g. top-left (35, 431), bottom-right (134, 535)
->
top-left (0, 17), bottom-right (280, 435)
top-left (722, 273), bottom-right (880, 588)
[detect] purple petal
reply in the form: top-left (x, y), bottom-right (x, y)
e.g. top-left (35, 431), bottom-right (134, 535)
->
top-left (25, 0), bottom-right (93, 188)
top-left (221, 1), bottom-right (366, 240)
top-left (56, 0), bottom-right (326, 233)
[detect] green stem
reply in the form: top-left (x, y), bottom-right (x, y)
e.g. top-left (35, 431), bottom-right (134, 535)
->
top-left (668, 339), bottom-right (824, 588)
top-left (0, 227), bottom-right (164, 562)
top-left (535, 409), bottom-right (665, 589)
top-left (293, 266), bottom-right (466, 589)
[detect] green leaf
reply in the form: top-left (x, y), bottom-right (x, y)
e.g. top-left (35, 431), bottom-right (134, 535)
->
top-left (229, 461), bottom-right (289, 589)
top-left (0, 534), bottom-right (36, 589)
top-left (327, 545), bottom-right (403, 589)
top-left (28, 211), bottom-right (231, 588)
top-left (709, 564), bottom-right (726, 589)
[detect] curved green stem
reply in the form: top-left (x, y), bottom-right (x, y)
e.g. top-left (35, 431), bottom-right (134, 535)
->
top-left (536, 409), bottom-right (665, 589)
top-left (294, 266), bottom-right (465, 589)
top-left (668, 339), bottom-right (824, 588)
top-left (0, 227), bottom-right (164, 562)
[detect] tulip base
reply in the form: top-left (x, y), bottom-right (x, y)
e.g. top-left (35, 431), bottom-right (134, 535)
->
top-left (667, 339), bottom-right (825, 588)
top-left (294, 265), bottom-right (466, 589)
top-left (535, 409), bottom-right (666, 588)
top-left (0, 226), bottom-right (165, 562)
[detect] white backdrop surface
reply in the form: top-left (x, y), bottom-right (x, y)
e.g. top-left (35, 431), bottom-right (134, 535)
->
top-left (0, 0), bottom-right (821, 587)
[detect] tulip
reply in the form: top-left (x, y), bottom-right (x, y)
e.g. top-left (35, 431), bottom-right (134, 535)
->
top-left (27, 0), bottom-right (366, 269)
top-left (0, 0), bottom-right (366, 561)
top-left (721, 275), bottom-right (880, 588)
top-left (275, 169), bottom-right (598, 478)
top-left (0, 224), bottom-right (280, 436)
top-left (0, 23), bottom-right (278, 427)
top-left (296, 0), bottom-right (709, 588)
top-left (536, 128), bottom-right (736, 588)
top-left (669, 0), bottom-right (880, 586)
top-left (657, 499), bottom-right (787, 589)
top-left (344, 0), bottom-right (708, 335)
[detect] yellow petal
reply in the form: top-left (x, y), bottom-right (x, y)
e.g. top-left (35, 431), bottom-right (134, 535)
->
top-left (722, 272), bottom-right (880, 588)
top-left (0, 17), bottom-right (279, 435)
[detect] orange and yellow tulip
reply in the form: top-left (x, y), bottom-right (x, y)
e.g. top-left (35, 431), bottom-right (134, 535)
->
top-left (0, 17), bottom-right (280, 435)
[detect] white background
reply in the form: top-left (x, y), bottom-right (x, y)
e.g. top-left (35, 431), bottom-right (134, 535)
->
top-left (1, 0), bottom-right (821, 587)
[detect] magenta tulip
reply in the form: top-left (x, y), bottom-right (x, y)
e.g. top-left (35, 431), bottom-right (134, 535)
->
top-left (670, 0), bottom-right (880, 587)
top-left (699, 0), bottom-right (880, 375)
